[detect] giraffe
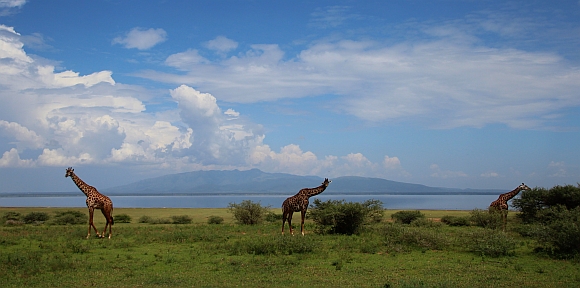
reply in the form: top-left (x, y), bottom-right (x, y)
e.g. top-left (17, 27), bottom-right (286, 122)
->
top-left (489, 183), bottom-right (530, 230)
top-left (65, 167), bottom-right (114, 239)
top-left (282, 178), bottom-right (331, 236)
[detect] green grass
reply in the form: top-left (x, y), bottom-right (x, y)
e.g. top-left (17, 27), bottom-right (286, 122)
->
top-left (1, 208), bottom-right (579, 287)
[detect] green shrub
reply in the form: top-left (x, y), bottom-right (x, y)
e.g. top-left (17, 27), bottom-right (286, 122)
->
top-left (530, 206), bottom-right (580, 258)
top-left (441, 215), bottom-right (470, 226)
top-left (23, 212), bottom-right (50, 224)
top-left (207, 215), bottom-right (224, 224)
top-left (51, 210), bottom-right (87, 225)
top-left (382, 223), bottom-right (447, 251)
top-left (228, 200), bottom-right (270, 225)
top-left (309, 199), bottom-right (384, 235)
top-left (466, 229), bottom-right (517, 257)
top-left (470, 209), bottom-right (502, 229)
top-left (138, 215), bottom-right (152, 223)
top-left (171, 215), bottom-right (192, 224)
top-left (391, 210), bottom-right (425, 224)
top-left (2, 211), bottom-right (21, 222)
top-left (114, 213), bottom-right (132, 223)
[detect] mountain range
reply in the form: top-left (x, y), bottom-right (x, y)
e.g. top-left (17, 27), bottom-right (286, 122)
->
top-left (103, 169), bottom-right (503, 195)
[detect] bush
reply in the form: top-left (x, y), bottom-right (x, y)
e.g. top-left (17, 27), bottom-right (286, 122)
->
top-left (382, 223), bottom-right (447, 251)
top-left (530, 206), bottom-right (580, 258)
top-left (138, 216), bottom-right (171, 224)
top-left (391, 210), bottom-right (425, 224)
top-left (138, 215), bottom-right (152, 223)
top-left (51, 211), bottom-right (87, 225)
top-left (228, 200), bottom-right (270, 225)
top-left (441, 215), bottom-right (470, 226)
top-left (2, 211), bottom-right (21, 222)
top-left (171, 215), bottom-right (192, 224)
top-left (114, 214), bottom-right (132, 223)
top-left (466, 229), bottom-right (517, 257)
top-left (309, 199), bottom-right (384, 235)
top-left (207, 216), bottom-right (224, 224)
top-left (470, 209), bottom-right (502, 229)
top-left (23, 212), bottom-right (50, 224)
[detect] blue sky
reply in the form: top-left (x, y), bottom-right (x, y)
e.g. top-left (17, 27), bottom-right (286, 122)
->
top-left (0, 0), bottom-right (579, 192)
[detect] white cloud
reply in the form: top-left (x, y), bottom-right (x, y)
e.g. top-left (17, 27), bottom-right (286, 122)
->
top-left (0, 0), bottom-right (26, 8)
top-left (481, 172), bottom-right (500, 178)
top-left (0, 148), bottom-right (33, 167)
top-left (137, 20), bottom-right (580, 130)
top-left (205, 36), bottom-right (238, 53)
top-left (430, 164), bottom-right (468, 179)
top-left (112, 27), bottom-right (167, 50)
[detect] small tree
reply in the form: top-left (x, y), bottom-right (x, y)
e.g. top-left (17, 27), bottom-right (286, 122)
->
top-left (228, 200), bottom-right (270, 225)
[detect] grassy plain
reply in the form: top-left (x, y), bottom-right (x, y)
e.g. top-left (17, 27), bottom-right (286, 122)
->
top-left (1, 207), bottom-right (579, 287)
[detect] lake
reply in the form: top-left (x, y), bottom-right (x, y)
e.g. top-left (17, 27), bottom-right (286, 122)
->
top-left (0, 193), bottom-right (500, 210)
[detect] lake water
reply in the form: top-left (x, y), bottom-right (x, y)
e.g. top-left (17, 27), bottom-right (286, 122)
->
top-left (0, 194), bottom-right (499, 210)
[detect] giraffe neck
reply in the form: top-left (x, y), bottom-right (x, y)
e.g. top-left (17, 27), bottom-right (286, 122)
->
top-left (301, 185), bottom-right (328, 198)
top-left (70, 173), bottom-right (92, 197)
top-left (502, 187), bottom-right (523, 201)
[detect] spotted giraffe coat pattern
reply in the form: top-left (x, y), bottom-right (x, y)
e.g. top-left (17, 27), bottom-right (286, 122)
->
top-left (65, 167), bottom-right (114, 239)
top-left (282, 178), bottom-right (331, 235)
top-left (489, 183), bottom-right (530, 230)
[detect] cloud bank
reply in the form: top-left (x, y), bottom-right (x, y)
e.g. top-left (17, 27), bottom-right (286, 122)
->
top-left (0, 25), bottom-right (406, 179)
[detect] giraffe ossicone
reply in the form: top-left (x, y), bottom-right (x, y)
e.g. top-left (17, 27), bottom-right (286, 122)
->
top-left (65, 167), bottom-right (114, 239)
top-left (282, 178), bottom-right (331, 236)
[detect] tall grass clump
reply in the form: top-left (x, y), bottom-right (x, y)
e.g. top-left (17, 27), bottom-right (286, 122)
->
top-left (309, 199), bottom-right (384, 235)
top-left (391, 210), bottom-right (425, 224)
top-left (228, 200), bottom-right (270, 225)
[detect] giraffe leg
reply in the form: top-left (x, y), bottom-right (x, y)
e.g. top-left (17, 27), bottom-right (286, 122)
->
top-left (282, 211), bottom-right (287, 235)
top-left (300, 210), bottom-right (307, 236)
top-left (100, 208), bottom-right (112, 239)
top-left (287, 212), bottom-right (294, 236)
top-left (87, 208), bottom-right (100, 239)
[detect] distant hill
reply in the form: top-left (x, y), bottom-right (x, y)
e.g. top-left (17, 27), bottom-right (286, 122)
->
top-left (104, 169), bottom-right (503, 195)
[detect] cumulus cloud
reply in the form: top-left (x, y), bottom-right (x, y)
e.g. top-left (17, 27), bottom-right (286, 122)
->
top-left (205, 36), bottom-right (238, 53)
top-left (112, 27), bottom-right (167, 50)
top-left (481, 171), bottom-right (500, 178)
top-left (0, 25), bottom-right (409, 180)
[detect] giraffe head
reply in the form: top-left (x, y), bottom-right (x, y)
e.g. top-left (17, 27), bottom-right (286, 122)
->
top-left (65, 167), bottom-right (74, 178)
top-left (519, 183), bottom-right (530, 191)
top-left (322, 178), bottom-right (331, 187)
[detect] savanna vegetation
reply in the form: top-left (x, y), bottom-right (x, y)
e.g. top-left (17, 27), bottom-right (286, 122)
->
top-left (1, 185), bottom-right (580, 287)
